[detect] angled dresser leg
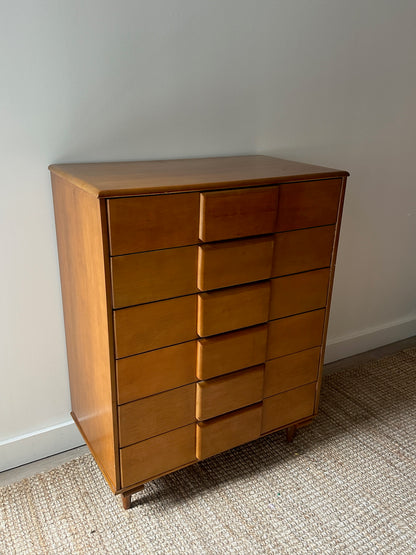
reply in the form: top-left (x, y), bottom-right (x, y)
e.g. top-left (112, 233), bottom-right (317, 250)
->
top-left (121, 484), bottom-right (145, 510)
top-left (286, 425), bottom-right (297, 443)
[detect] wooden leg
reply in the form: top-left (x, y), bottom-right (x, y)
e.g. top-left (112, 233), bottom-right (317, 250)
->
top-left (121, 484), bottom-right (145, 510)
top-left (286, 425), bottom-right (297, 443)
top-left (121, 492), bottom-right (131, 510)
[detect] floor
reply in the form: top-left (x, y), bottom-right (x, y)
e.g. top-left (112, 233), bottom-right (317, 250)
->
top-left (1, 335), bottom-right (416, 488)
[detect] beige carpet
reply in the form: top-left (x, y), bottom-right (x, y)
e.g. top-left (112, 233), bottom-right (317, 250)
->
top-left (1, 348), bottom-right (415, 554)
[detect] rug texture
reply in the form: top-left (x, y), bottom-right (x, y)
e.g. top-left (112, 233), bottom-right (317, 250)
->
top-left (1, 348), bottom-right (415, 554)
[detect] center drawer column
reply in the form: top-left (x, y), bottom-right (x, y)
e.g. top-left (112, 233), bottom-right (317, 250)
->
top-left (196, 186), bottom-right (279, 459)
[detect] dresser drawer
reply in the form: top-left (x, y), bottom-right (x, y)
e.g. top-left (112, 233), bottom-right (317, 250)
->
top-left (270, 269), bottom-right (330, 319)
top-left (111, 246), bottom-right (198, 308)
top-left (261, 382), bottom-right (316, 433)
top-left (118, 384), bottom-right (195, 447)
top-left (197, 282), bottom-right (270, 337)
top-left (120, 424), bottom-right (196, 488)
top-left (273, 226), bottom-right (335, 276)
top-left (196, 365), bottom-right (264, 421)
top-left (114, 295), bottom-right (197, 358)
top-left (116, 341), bottom-right (197, 404)
top-left (196, 403), bottom-right (262, 460)
top-left (107, 193), bottom-right (199, 256)
top-left (267, 309), bottom-right (325, 360)
top-left (197, 324), bottom-right (268, 380)
top-left (264, 347), bottom-right (321, 397)
top-left (197, 236), bottom-right (274, 291)
top-left (276, 179), bottom-right (341, 231)
top-left (199, 187), bottom-right (278, 242)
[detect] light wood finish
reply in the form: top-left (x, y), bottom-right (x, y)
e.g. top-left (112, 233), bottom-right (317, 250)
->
top-left (273, 226), bottom-right (335, 277)
top-left (51, 155), bottom-right (348, 506)
top-left (267, 309), bottom-right (326, 360)
top-left (107, 193), bottom-right (199, 255)
top-left (116, 341), bottom-right (197, 405)
top-left (197, 282), bottom-right (270, 337)
top-left (50, 156), bottom-right (349, 197)
top-left (196, 325), bottom-right (268, 380)
top-left (197, 236), bottom-right (274, 291)
top-left (196, 404), bottom-right (262, 460)
top-left (111, 246), bottom-right (198, 308)
top-left (118, 384), bottom-right (195, 447)
top-left (196, 365), bottom-right (264, 421)
top-left (264, 347), bottom-right (321, 397)
top-left (120, 424), bottom-right (196, 488)
top-left (262, 383), bottom-right (316, 433)
top-left (269, 269), bottom-right (330, 319)
top-left (114, 295), bottom-right (197, 358)
top-left (51, 175), bottom-right (118, 490)
top-left (199, 187), bottom-right (278, 242)
top-left (276, 179), bottom-right (342, 231)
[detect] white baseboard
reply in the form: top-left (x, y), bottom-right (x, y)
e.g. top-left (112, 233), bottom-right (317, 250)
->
top-left (0, 420), bottom-right (84, 473)
top-left (2, 316), bottom-right (415, 473)
top-left (325, 314), bottom-right (416, 363)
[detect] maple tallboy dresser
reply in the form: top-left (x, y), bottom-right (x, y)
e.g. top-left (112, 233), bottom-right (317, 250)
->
top-left (50, 155), bottom-right (348, 509)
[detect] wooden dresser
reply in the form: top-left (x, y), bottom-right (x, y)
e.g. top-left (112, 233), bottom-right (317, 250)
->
top-left (50, 155), bottom-right (348, 509)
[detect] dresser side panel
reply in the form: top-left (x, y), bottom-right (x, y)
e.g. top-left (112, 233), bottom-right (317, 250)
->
top-left (52, 175), bottom-right (118, 489)
top-left (314, 176), bottom-right (347, 413)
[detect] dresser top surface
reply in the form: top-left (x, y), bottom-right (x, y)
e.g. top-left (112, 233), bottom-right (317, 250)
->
top-left (49, 155), bottom-right (349, 198)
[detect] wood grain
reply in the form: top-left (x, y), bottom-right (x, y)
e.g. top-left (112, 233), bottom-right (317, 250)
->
top-left (199, 187), bottom-right (278, 242)
top-left (114, 295), bottom-right (197, 358)
top-left (120, 424), bottom-right (196, 488)
top-left (261, 383), bottom-right (316, 433)
top-left (196, 365), bottom-right (264, 421)
top-left (116, 341), bottom-right (197, 405)
top-left (276, 179), bottom-right (342, 231)
top-left (196, 325), bottom-right (268, 380)
top-left (264, 347), bottom-right (321, 397)
top-left (107, 193), bottom-right (199, 255)
top-left (197, 236), bottom-right (274, 291)
top-left (197, 282), bottom-right (271, 337)
top-left (196, 403), bottom-right (262, 460)
top-left (269, 269), bottom-right (330, 319)
top-left (272, 226), bottom-right (335, 276)
top-left (118, 384), bottom-right (196, 447)
top-left (111, 246), bottom-right (198, 308)
top-left (51, 175), bottom-right (118, 489)
top-left (267, 309), bottom-right (326, 360)
top-left (49, 155), bottom-right (348, 198)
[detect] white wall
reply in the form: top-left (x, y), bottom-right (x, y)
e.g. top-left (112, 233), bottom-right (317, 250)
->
top-left (1, 0), bottom-right (415, 470)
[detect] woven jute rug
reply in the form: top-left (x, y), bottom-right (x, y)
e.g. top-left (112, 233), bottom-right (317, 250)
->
top-left (1, 348), bottom-right (415, 554)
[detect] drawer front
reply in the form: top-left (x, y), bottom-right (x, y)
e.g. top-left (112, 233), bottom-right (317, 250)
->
top-left (273, 226), bottom-right (335, 276)
top-left (197, 236), bottom-right (274, 291)
top-left (107, 193), bottom-right (199, 256)
top-left (262, 382), bottom-right (316, 433)
top-left (276, 179), bottom-right (341, 231)
top-left (196, 365), bottom-right (264, 421)
top-left (269, 269), bottom-right (330, 320)
top-left (111, 246), bottom-right (198, 308)
top-left (264, 347), bottom-right (321, 397)
top-left (199, 187), bottom-right (278, 242)
top-left (197, 282), bottom-right (270, 337)
top-left (197, 324), bottom-right (268, 380)
top-left (120, 424), bottom-right (196, 488)
top-left (267, 309), bottom-right (325, 360)
top-left (116, 341), bottom-right (197, 404)
top-left (114, 295), bottom-right (197, 358)
top-left (196, 403), bottom-right (262, 460)
top-left (118, 384), bottom-right (195, 447)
